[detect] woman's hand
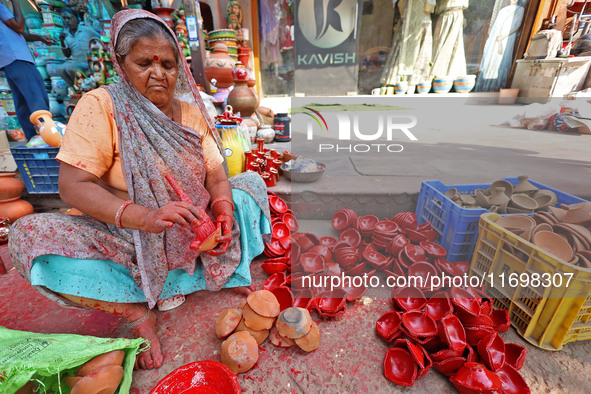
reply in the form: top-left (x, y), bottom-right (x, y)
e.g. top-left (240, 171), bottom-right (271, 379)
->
top-left (204, 215), bottom-right (233, 256)
top-left (139, 201), bottom-right (204, 233)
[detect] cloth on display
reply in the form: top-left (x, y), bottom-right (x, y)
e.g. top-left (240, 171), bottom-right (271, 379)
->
top-left (430, 0), bottom-right (469, 79)
top-left (0, 326), bottom-right (144, 393)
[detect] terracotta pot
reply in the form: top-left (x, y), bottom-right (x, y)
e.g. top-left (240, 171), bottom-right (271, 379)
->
top-left (0, 173), bottom-right (25, 200)
top-left (227, 81), bottom-right (258, 118)
top-left (152, 7), bottom-right (175, 29)
top-left (0, 196), bottom-right (34, 223)
top-left (204, 43), bottom-right (236, 88)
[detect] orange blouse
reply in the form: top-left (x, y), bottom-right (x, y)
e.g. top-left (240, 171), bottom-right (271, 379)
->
top-left (57, 88), bottom-right (223, 192)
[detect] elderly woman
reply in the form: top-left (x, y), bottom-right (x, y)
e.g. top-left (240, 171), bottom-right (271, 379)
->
top-left (8, 10), bottom-right (270, 370)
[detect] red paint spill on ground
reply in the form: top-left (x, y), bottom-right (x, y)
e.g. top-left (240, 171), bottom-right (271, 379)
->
top-left (290, 368), bottom-right (302, 375)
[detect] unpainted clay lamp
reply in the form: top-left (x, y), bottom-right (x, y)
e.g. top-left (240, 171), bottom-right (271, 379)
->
top-left (294, 321), bottom-right (320, 352)
top-left (242, 303), bottom-right (276, 330)
top-left (246, 290), bottom-right (281, 318)
top-left (268, 326), bottom-right (295, 348)
top-left (221, 331), bottom-right (259, 374)
top-left (234, 318), bottom-right (269, 345)
top-left (165, 174), bottom-right (221, 251)
top-left (69, 365), bottom-right (124, 394)
top-left (215, 308), bottom-right (242, 339)
top-left (276, 307), bottom-right (313, 339)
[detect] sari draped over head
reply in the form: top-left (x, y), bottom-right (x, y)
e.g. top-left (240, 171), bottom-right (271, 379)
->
top-left (104, 10), bottom-right (239, 308)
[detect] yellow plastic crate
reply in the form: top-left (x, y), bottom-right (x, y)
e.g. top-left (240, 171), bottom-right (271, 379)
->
top-left (469, 213), bottom-right (591, 350)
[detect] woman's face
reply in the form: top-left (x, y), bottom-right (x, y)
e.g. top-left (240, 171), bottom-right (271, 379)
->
top-left (120, 36), bottom-right (178, 109)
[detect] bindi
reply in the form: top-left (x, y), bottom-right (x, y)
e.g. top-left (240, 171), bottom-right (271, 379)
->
top-left (153, 55), bottom-right (159, 61)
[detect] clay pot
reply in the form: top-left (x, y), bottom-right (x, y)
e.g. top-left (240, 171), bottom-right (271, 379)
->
top-left (294, 321), bottom-right (320, 352)
top-left (0, 197), bottom-right (34, 223)
top-left (315, 289), bottom-right (347, 317)
top-left (376, 311), bottom-right (403, 343)
top-left (227, 80), bottom-right (258, 118)
top-left (205, 43), bottom-right (236, 88)
top-left (246, 290), bottom-right (280, 318)
top-left (300, 252), bottom-right (326, 274)
top-left (215, 308), bottom-right (243, 339)
top-left (514, 175), bottom-right (538, 195)
top-left (340, 228), bottom-right (362, 248)
top-left (332, 209), bottom-right (357, 231)
top-left (29, 110), bottom-right (65, 147)
top-left (393, 339), bottom-right (432, 378)
top-left (76, 350), bottom-right (125, 376)
top-left (70, 365), bottom-right (124, 394)
top-left (268, 196), bottom-right (288, 215)
top-left (276, 307), bottom-right (313, 339)
top-left (152, 7), bottom-right (175, 29)
top-left (387, 234), bottom-right (410, 256)
top-left (496, 364), bottom-right (531, 394)
top-left (432, 356), bottom-right (467, 377)
top-left (450, 362), bottom-right (503, 394)
top-left (243, 304), bottom-right (276, 331)
top-left (383, 348), bottom-right (418, 387)
top-left (477, 332), bottom-right (505, 372)
top-left (531, 230), bottom-right (574, 262)
top-left (489, 187), bottom-right (511, 206)
top-left (221, 331), bottom-right (259, 374)
top-left (425, 293), bottom-right (453, 321)
top-left (465, 325), bottom-right (495, 346)
top-left (450, 287), bottom-right (481, 318)
top-left (0, 173), bottom-right (25, 200)
top-left (438, 314), bottom-right (467, 351)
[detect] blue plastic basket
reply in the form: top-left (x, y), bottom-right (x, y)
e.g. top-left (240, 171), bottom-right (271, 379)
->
top-left (10, 145), bottom-right (60, 194)
top-left (415, 178), bottom-right (587, 263)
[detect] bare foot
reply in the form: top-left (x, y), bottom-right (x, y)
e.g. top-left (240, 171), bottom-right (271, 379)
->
top-left (233, 285), bottom-right (255, 296)
top-left (129, 311), bottom-right (164, 370)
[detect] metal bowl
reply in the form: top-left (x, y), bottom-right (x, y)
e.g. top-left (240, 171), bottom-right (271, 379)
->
top-left (281, 163), bottom-right (326, 183)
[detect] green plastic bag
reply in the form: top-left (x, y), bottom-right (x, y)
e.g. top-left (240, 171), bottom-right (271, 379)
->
top-left (0, 326), bottom-right (145, 393)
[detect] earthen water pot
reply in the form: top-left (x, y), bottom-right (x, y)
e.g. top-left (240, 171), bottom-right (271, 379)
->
top-left (401, 310), bottom-right (437, 338)
top-left (376, 311), bottom-right (403, 343)
top-left (392, 287), bottom-right (427, 311)
top-left (383, 348), bottom-right (418, 387)
top-left (419, 240), bottom-right (447, 258)
top-left (438, 314), bottom-right (467, 351)
top-left (495, 364), bottom-right (531, 394)
top-left (294, 321), bottom-right (320, 352)
top-left (450, 362), bottom-right (503, 394)
top-left (76, 350), bottom-right (125, 376)
top-left (70, 365), bottom-right (124, 394)
top-left (271, 286), bottom-right (293, 311)
top-left (246, 290), bottom-right (280, 318)
top-left (477, 332), bottom-right (505, 372)
top-left (0, 173), bottom-right (24, 200)
top-left (221, 331), bottom-right (259, 374)
top-left (215, 308), bottom-right (243, 339)
top-left (243, 304), bottom-right (276, 331)
top-left (276, 307), bottom-right (313, 339)
top-left (0, 196), bottom-right (34, 223)
top-left (263, 272), bottom-right (287, 291)
top-left (425, 293), bottom-right (453, 321)
top-left (204, 43), bottom-right (236, 88)
top-left (268, 326), bottom-right (295, 348)
top-left (504, 343), bottom-right (527, 370)
top-left (227, 74), bottom-right (258, 117)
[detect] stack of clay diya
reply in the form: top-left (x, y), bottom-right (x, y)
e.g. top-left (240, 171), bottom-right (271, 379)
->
top-left (215, 290), bottom-right (319, 374)
top-left (378, 286), bottom-right (529, 393)
top-left (64, 350), bottom-right (125, 393)
top-left (245, 140), bottom-right (284, 187)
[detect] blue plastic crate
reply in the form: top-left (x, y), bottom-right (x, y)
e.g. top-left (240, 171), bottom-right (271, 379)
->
top-left (9, 145), bottom-right (60, 194)
top-left (415, 178), bottom-right (587, 263)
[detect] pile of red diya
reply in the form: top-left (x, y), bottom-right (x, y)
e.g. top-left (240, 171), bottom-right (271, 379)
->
top-left (245, 140), bottom-right (283, 188)
top-left (379, 286), bottom-right (529, 393)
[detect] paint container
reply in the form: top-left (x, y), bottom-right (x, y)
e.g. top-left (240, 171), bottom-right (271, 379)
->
top-left (273, 113), bottom-right (291, 142)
